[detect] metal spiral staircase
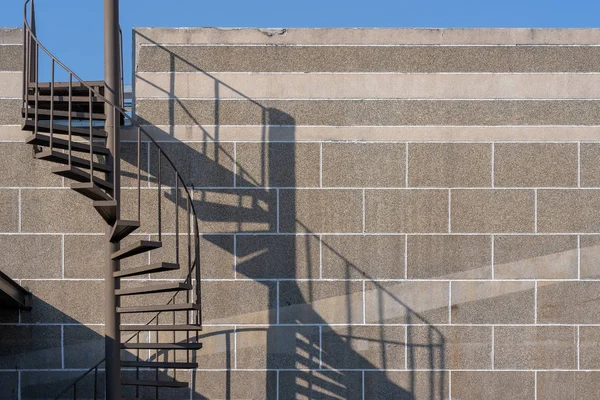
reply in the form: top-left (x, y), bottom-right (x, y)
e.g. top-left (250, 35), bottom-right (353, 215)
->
top-left (22, 1), bottom-right (203, 398)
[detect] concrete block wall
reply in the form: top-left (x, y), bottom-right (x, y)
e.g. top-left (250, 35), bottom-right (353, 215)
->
top-left (132, 28), bottom-right (600, 400)
top-left (2, 26), bottom-right (600, 399)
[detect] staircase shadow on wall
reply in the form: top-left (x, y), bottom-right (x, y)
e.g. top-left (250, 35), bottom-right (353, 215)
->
top-left (124, 34), bottom-right (447, 400)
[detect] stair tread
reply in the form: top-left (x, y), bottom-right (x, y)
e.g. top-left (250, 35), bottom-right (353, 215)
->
top-left (120, 324), bottom-right (202, 331)
top-left (22, 107), bottom-right (106, 120)
top-left (117, 303), bottom-right (200, 313)
top-left (121, 360), bottom-right (198, 369)
top-left (22, 120), bottom-right (107, 138)
top-left (121, 379), bottom-right (187, 388)
top-left (93, 200), bottom-right (118, 224)
top-left (113, 263), bottom-right (179, 278)
top-left (110, 220), bottom-right (140, 243)
top-left (26, 133), bottom-right (109, 155)
top-left (115, 282), bottom-right (191, 296)
top-left (111, 240), bottom-right (161, 261)
top-left (29, 81), bottom-right (105, 89)
top-left (51, 165), bottom-right (113, 191)
top-left (121, 342), bottom-right (203, 349)
top-left (71, 182), bottom-right (112, 201)
top-left (37, 149), bottom-right (111, 173)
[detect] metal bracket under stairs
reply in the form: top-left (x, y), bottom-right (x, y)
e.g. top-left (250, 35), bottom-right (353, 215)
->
top-left (0, 270), bottom-right (32, 310)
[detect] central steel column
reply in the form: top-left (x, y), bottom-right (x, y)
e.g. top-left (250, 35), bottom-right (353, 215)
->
top-left (104, 0), bottom-right (121, 398)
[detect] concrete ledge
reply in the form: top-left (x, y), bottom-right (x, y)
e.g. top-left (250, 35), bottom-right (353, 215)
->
top-left (135, 72), bottom-right (600, 100)
top-left (133, 28), bottom-right (600, 45)
top-left (0, 28), bottom-right (23, 45)
top-left (130, 125), bottom-right (600, 142)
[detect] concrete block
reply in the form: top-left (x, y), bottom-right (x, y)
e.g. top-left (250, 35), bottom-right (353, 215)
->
top-left (494, 143), bottom-right (578, 187)
top-left (322, 235), bottom-right (404, 279)
top-left (494, 235), bottom-right (578, 279)
top-left (236, 234), bottom-right (320, 279)
top-left (407, 235), bottom-right (491, 279)
top-left (451, 189), bottom-right (535, 233)
top-left (0, 234), bottom-right (61, 278)
top-left (280, 189), bottom-right (363, 233)
top-left (451, 281), bottom-right (535, 324)
top-left (236, 142), bottom-right (320, 187)
top-left (408, 143), bottom-right (491, 187)
top-left (322, 143), bottom-right (405, 187)
top-left (365, 281), bottom-right (449, 324)
top-left (494, 326), bottom-right (577, 369)
top-left (538, 189), bottom-right (600, 232)
top-left (365, 189), bottom-right (448, 233)
top-left (279, 281), bottom-right (363, 324)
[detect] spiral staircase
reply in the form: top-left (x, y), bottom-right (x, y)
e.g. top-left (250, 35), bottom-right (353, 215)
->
top-left (22, 1), bottom-right (203, 398)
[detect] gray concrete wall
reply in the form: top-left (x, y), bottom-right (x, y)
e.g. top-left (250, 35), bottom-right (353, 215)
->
top-left (3, 26), bottom-right (600, 399)
top-left (132, 27), bottom-right (600, 399)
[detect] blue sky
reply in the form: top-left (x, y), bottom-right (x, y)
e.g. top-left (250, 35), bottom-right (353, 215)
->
top-left (1, 0), bottom-right (599, 83)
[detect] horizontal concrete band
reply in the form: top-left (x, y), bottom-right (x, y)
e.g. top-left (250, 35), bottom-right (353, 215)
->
top-left (137, 45), bottom-right (600, 73)
top-left (133, 27), bottom-right (600, 45)
top-left (131, 125), bottom-right (600, 142)
top-left (5, 125), bottom-right (600, 142)
top-left (0, 45), bottom-right (23, 71)
top-left (135, 99), bottom-right (600, 126)
top-left (135, 72), bottom-right (600, 100)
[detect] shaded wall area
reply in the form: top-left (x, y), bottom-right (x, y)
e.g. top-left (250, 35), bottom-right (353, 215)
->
top-left (3, 27), bottom-right (600, 399)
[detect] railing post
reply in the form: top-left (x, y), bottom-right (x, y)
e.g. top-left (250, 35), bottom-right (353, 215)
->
top-left (104, 0), bottom-right (121, 399)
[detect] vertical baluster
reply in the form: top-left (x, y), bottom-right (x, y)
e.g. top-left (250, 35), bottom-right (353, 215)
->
top-left (187, 197), bottom-right (191, 301)
top-left (21, 26), bottom-right (26, 115)
top-left (89, 89), bottom-right (93, 179)
top-left (68, 74), bottom-right (72, 164)
top-left (175, 173), bottom-right (179, 268)
top-left (33, 44), bottom-right (38, 136)
top-left (137, 127), bottom-right (141, 222)
top-left (93, 366), bottom-right (98, 400)
top-left (73, 383), bottom-right (76, 400)
top-left (195, 218), bottom-right (201, 325)
top-left (158, 152), bottom-right (162, 241)
top-left (135, 334), bottom-right (139, 398)
top-left (50, 59), bottom-right (54, 147)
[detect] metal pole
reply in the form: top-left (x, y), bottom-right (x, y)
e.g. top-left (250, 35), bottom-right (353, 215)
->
top-left (104, 0), bottom-right (121, 399)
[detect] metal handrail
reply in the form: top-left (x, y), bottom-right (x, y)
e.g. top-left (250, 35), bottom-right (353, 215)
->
top-left (22, 1), bottom-right (203, 398)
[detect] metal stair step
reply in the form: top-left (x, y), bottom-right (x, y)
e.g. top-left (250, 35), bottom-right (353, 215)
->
top-left (120, 324), bottom-right (202, 331)
top-left (117, 303), bottom-right (200, 314)
top-left (36, 149), bottom-right (111, 172)
top-left (111, 240), bottom-right (161, 261)
top-left (29, 80), bottom-right (105, 92)
top-left (29, 94), bottom-right (103, 103)
top-left (51, 165), bottom-right (113, 191)
top-left (22, 120), bottom-right (107, 138)
top-left (121, 343), bottom-right (203, 350)
top-left (22, 107), bottom-right (106, 120)
top-left (113, 263), bottom-right (179, 278)
top-left (71, 182), bottom-right (112, 201)
top-left (116, 282), bottom-right (192, 296)
top-left (121, 379), bottom-right (187, 388)
top-left (93, 200), bottom-right (117, 224)
top-left (26, 133), bottom-right (109, 155)
top-left (121, 361), bottom-right (198, 369)
top-left (110, 220), bottom-right (140, 243)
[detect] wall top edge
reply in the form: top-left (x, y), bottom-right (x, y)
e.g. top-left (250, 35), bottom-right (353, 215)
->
top-left (0, 28), bottom-right (23, 45)
top-left (132, 27), bottom-right (600, 46)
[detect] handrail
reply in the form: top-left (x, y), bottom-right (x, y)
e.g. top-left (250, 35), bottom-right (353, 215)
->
top-left (23, 1), bottom-right (203, 398)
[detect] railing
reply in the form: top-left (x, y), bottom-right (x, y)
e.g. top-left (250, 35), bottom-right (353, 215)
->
top-left (22, 0), bottom-right (203, 397)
